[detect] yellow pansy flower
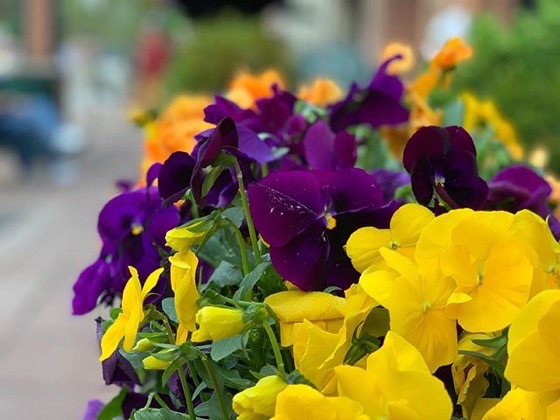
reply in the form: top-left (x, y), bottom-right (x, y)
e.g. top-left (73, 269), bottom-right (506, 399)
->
top-left (165, 220), bottom-right (208, 253)
top-left (272, 384), bottom-right (367, 420)
top-left (346, 203), bottom-right (435, 273)
top-left (191, 306), bottom-right (246, 343)
top-left (264, 290), bottom-right (346, 346)
top-left (505, 289), bottom-right (560, 392)
top-left (292, 285), bottom-right (376, 394)
top-left (297, 79), bottom-right (343, 107)
top-left (169, 249), bottom-right (200, 344)
top-left (482, 388), bottom-right (560, 420)
top-left (360, 249), bottom-right (456, 372)
top-left (232, 376), bottom-right (288, 420)
top-left (334, 332), bottom-right (452, 419)
top-left (99, 267), bottom-right (163, 361)
top-left (142, 350), bottom-right (174, 370)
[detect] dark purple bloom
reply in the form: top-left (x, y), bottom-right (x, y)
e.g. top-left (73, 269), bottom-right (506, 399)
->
top-left (72, 185), bottom-right (180, 315)
top-left (403, 126), bottom-right (488, 210)
top-left (248, 168), bottom-right (398, 290)
top-left (82, 400), bottom-right (104, 420)
top-left (371, 168), bottom-right (411, 204)
top-left (486, 165), bottom-right (552, 217)
top-left (303, 120), bottom-right (356, 170)
top-left (329, 57), bottom-right (409, 132)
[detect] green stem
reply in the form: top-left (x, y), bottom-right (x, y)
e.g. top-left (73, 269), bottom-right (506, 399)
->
top-left (187, 190), bottom-right (200, 219)
top-left (227, 219), bottom-right (251, 276)
top-left (178, 365), bottom-right (197, 420)
top-left (162, 316), bottom-right (176, 344)
top-left (201, 356), bottom-right (230, 420)
top-left (233, 160), bottom-right (262, 264)
top-left (153, 393), bottom-right (170, 410)
top-left (187, 359), bottom-right (208, 402)
top-left (263, 322), bottom-right (286, 378)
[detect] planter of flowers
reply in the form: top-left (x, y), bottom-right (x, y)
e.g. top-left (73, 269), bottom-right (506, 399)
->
top-left (75, 38), bottom-right (560, 419)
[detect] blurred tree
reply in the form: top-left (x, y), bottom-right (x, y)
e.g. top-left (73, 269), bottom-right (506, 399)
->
top-left (163, 11), bottom-right (292, 96)
top-left (453, 0), bottom-right (560, 171)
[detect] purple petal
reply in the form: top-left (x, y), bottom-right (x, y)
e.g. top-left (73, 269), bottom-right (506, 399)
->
top-left (303, 120), bottom-right (337, 171)
top-left (410, 155), bottom-right (435, 205)
top-left (83, 400), bottom-right (104, 420)
top-left (146, 163), bottom-right (162, 187)
top-left (102, 350), bottom-right (141, 387)
top-left (269, 219), bottom-right (329, 291)
top-left (445, 126), bottom-right (477, 156)
top-left (327, 168), bottom-right (384, 211)
top-left (248, 171), bottom-right (324, 247)
top-left (97, 191), bottom-right (145, 243)
top-left (403, 126), bottom-right (448, 172)
top-left (236, 124), bottom-right (275, 164)
top-left (204, 96), bottom-right (245, 124)
top-left (197, 117), bottom-right (238, 168)
top-left (371, 169), bottom-right (410, 204)
top-left (158, 152), bottom-right (196, 204)
top-left (72, 257), bottom-right (112, 315)
top-left (146, 206), bottom-right (181, 248)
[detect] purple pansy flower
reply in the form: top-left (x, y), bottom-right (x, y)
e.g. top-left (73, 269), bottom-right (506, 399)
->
top-left (248, 168), bottom-right (398, 291)
top-left (371, 168), bottom-right (411, 204)
top-left (72, 175), bottom-right (180, 315)
top-left (486, 165), bottom-right (552, 217)
top-left (302, 120), bottom-right (357, 170)
top-left (403, 126), bottom-right (489, 210)
top-left (329, 56), bottom-right (409, 132)
top-left (83, 400), bottom-right (104, 420)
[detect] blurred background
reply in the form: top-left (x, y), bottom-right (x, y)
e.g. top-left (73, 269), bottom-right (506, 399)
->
top-left (0, 0), bottom-right (556, 418)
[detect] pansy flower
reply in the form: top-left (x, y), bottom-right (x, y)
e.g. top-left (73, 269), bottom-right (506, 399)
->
top-left (328, 56), bottom-right (409, 132)
top-left (248, 168), bottom-right (398, 290)
top-left (403, 126), bottom-right (488, 210)
top-left (72, 168), bottom-right (180, 315)
top-left (302, 120), bottom-right (357, 171)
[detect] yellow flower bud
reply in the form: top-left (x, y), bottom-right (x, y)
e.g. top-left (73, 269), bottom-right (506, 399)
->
top-left (132, 338), bottom-right (155, 352)
top-left (142, 351), bottom-right (173, 370)
top-left (232, 376), bottom-right (288, 419)
top-left (191, 307), bottom-right (246, 343)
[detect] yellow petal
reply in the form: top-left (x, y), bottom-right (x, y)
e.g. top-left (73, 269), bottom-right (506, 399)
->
top-left (232, 376), bottom-right (288, 418)
top-left (141, 267), bottom-right (164, 299)
top-left (122, 267), bottom-right (143, 314)
top-left (390, 203), bottom-right (435, 247)
top-left (191, 306), bottom-right (246, 343)
top-left (123, 304), bottom-right (143, 351)
top-left (143, 353), bottom-right (172, 370)
top-left (170, 249), bottom-right (200, 334)
top-left (346, 227), bottom-right (391, 273)
top-left (334, 365), bottom-right (386, 418)
top-left (99, 315), bottom-right (127, 361)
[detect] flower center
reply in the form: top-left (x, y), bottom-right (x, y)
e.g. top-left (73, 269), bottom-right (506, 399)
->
top-left (131, 223), bottom-right (144, 235)
top-left (325, 213), bottom-right (337, 230)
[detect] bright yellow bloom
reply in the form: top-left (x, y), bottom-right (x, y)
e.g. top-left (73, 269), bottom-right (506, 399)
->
top-left (272, 384), bottom-right (367, 420)
top-left (227, 70), bottom-right (285, 109)
top-left (233, 376), bottom-right (288, 420)
top-left (291, 285), bottom-right (376, 394)
top-left (416, 210), bottom-right (533, 332)
top-left (360, 249), bottom-right (456, 372)
top-left (505, 289), bottom-right (560, 392)
top-left (334, 332), bottom-right (452, 419)
top-left (169, 249), bottom-right (200, 344)
top-left (508, 210), bottom-right (560, 295)
top-left (380, 42), bottom-right (415, 75)
top-left (346, 203), bottom-right (435, 273)
top-left (264, 290), bottom-right (346, 346)
top-left (297, 79), bottom-right (343, 107)
top-left (452, 333), bottom-right (495, 418)
top-left (431, 37), bottom-right (473, 71)
top-left (482, 388), bottom-right (560, 420)
top-left (99, 267), bottom-right (163, 361)
top-left (165, 220), bottom-right (208, 253)
top-left (191, 306), bottom-right (246, 343)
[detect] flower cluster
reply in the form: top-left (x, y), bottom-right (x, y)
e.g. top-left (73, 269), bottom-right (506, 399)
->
top-left (75, 39), bottom-right (560, 419)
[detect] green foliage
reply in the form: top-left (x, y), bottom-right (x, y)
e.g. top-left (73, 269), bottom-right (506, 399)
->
top-left (453, 0), bottom-right (560, 170)
top-left (164, 11), bottom-right (292, 95)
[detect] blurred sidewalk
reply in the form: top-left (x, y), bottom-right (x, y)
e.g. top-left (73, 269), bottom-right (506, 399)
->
top-left (0, 107), bottom-right (142, 419)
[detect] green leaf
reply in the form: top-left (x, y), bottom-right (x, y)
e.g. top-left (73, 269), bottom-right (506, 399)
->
top-left (192, 381), bottom-right (208, 400)
top-left (98, 386), bottom-right (128, 420)
top-left (132, 407), bottom-right (189, 419)
top-left (210, 335), bottom-right (244, 361)
top-left (459, 350), bottom-right (505, 376)
top-left (206, 261), bottom-right (244, 289)
top-left (222, 207), bottom-right (244, 228)
top-left (442, 99), bottom-right (465, 126)
top-left (472, 335), bottom-right (508, 349)
top-left (161, 298), bottom-right (178, 324)
top-left (234, 261), bottom-right (271, 300)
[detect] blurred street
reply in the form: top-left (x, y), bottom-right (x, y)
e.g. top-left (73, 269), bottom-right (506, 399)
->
top-left (0, 107), bottom-right (142, 419)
